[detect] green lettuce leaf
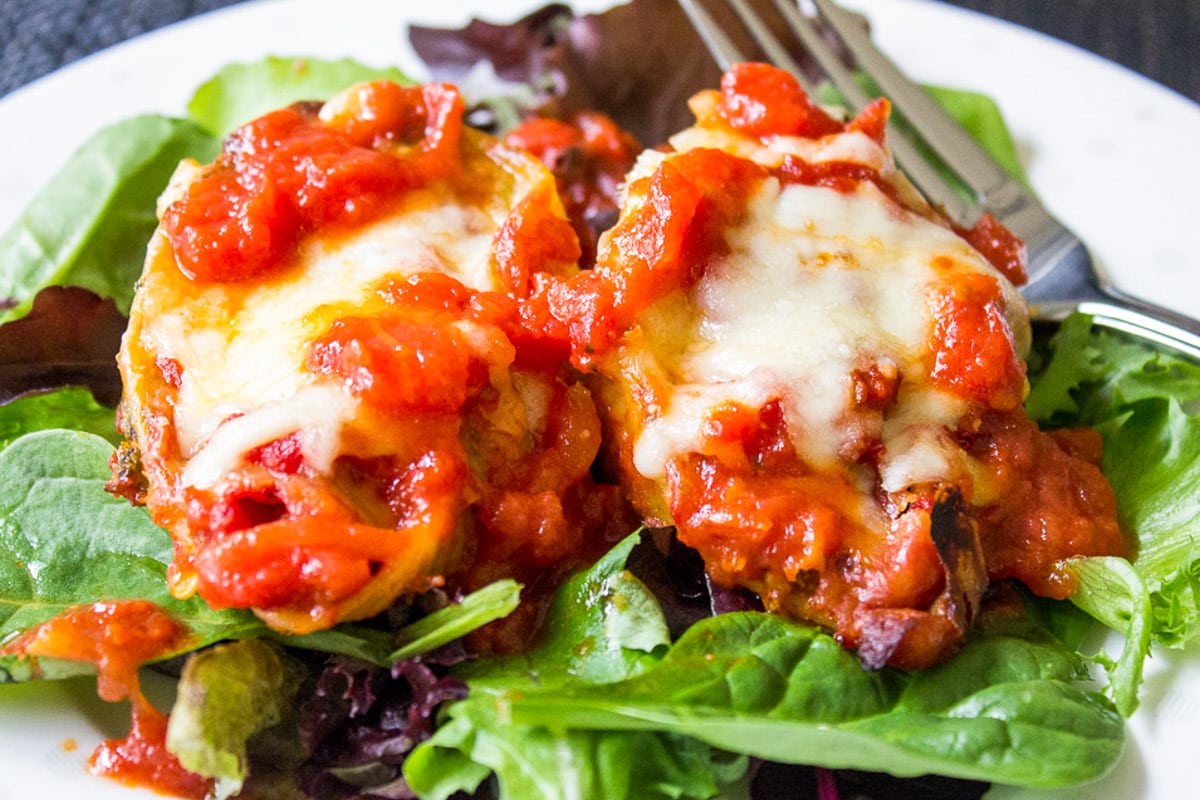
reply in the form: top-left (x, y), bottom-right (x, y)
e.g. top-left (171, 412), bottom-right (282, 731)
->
top-left (1024, 316), bottom-right (1200, 716)
top-left (167, 639), bottom-right (303, 800)
top-left (1062, 556), bottom-right (1152, 716)
top-left (1097, 397), bottom-right (1200, 592)
top-left (187, 56), bottom-right (413, 137)
top-left (1027, 318), bottom-right (1200, 640)
top-left (0, 388), bottom-right (118, 450)
top-left (0, 115), bottom-right (218, 322)
top-left (1147, 560), bottom-right (1200, 647)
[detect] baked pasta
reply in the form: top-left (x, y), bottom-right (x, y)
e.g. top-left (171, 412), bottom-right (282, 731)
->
top-left (111, 80), bottom-right (618, 636)
top-left (553, 64), bottom-right (1126, 669)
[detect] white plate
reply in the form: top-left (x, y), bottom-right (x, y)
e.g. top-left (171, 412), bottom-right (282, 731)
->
top-left (0, 1), bottom-right (1197, 799)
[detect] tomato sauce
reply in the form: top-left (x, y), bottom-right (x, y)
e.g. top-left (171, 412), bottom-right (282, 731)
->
top-left (132, 75), bottom-right (627, 639)
top-left (926, 268), bottom-right (1026, 410)
top-left (161, 81), bottom-right (465, 283)
top-left (506, 112), bottom-right (641, 269)
top-left (162, 261), bottom-right (618, 635)
top-left (717, 62), bottom-right (843, 139)
top-left (550, 146), bottom-right (767, 370)
top-left (968, 413), bottom-right (1128, 597)
top-left (660, 404), bottom-right (961, 670)
top-left (1, 600), bottom-right (209, 798)
top-left (956, 212), bottom-right (1028, 286)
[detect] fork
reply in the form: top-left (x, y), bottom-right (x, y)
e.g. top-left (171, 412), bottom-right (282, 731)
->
top-left (677, 0), bottom-right (1200, 360)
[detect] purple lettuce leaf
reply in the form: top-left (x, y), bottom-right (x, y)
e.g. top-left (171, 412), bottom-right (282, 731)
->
top-left (410, 0), bottom-right (724, 147)
top-left (0, 286), bottom-right (125, 407)
top-left (296, 655), bottom-right (470, 800)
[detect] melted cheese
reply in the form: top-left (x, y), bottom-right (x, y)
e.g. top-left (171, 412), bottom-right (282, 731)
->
top-left (122, 127), bottom-right (555, 496)
top-left (632, 173), bottom-right (1027, 494)
top-left (141, 197), bottom-right (500, 472)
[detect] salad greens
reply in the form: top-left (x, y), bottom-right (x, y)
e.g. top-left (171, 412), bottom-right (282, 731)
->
top-left (0, 430), bottom-right (260, 660)
top-left (1033, 317), bottom-right (1200, 715)
top-left (0, 115), bottom-right (219, 323)
top-left (188, 56), bottom-right (412, 138)
top-left (167, 639), bottom-right (303, 798)
top-left (0, 13), bottom-right (1198, 800)
top-left (407, 536), bottom-right (1124, 796)
top-left (0, 386), bottom-right (119, 449)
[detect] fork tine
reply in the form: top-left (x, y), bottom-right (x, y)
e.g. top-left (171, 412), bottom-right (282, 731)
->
top-left (684, 0), bottom-right (975, 223)
top-left (676, 0), bottom-right (748, 73)
top-left (804, 0), bottom-right (1022, 216)
top-left (775, 0), bottom-right (979, 223)
top-left (727, 0), bottom-right (819, 94)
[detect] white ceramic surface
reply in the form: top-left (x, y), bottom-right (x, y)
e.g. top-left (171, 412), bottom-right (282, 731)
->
top-left (0, 1), bottom-right (1197, 798)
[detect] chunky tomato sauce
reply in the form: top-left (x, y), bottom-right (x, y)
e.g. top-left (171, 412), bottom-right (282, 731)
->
top-left (170, 250), bottom-right (625, 632)
top-left (550, 146), bottom-right (768, 370)
top-left (968, 415), bottom-right (1126, 597)
top-left (161, 81), bottom-right (464, 283)
top-left (927, 267), bottom-right (1026, 410)
top-left (506, 112), bottom-right (641, 269)
top-left (1, 601), bottom-right (209, 798)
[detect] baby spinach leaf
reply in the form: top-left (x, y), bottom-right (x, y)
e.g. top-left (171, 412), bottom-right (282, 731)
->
top-left (406, 532), bottom-right (709, 800)
top-left (187, 57), bottom-right (412, 137)
top-left (497, 613), bottom-right (1122, 788)
top-left (387, 578), bottom-right (521, 662)
top-left (454, 530), bottom-right (669, 691)
top-left (270, 624), bottom-right (397, 667)
top-left (0, 427), bottom-right (526, 685)
top-left (412, 535), bottom-right (1120, 793)
top-left (407, 699), bottom-right (746, 800)
top-left (0, 387), bottom-right (118, 450)
top-left (273, 580), bottom-right (524, 667)
top-left (0, 115), bottom-right (218, 322)
top-left (0, 429), bottom-right (260, 680)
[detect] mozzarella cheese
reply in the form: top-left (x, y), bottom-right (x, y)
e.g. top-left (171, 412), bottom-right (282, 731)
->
top-left (138, 194), bottom-right (505, 484)
top-left (631, 139), bottom-right (1028, 495)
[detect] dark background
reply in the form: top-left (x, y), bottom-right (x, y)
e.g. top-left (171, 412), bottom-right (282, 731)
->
top-left (1, 0), bottom-right (1197, 103)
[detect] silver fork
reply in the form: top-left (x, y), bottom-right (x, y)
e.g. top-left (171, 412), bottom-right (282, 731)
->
top-left (678, 0), bottom-right (1200, 360)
